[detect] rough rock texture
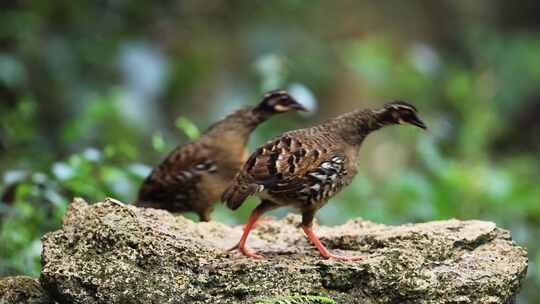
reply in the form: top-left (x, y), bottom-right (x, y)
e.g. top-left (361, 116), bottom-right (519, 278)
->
top-left (0, 276), bottom-right (54, 304)
top-left (38, 198), bottom-right (527, 304)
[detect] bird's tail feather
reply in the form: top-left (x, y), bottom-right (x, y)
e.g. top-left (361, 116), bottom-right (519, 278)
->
top-left (222, 182), bottom-right (259, 210)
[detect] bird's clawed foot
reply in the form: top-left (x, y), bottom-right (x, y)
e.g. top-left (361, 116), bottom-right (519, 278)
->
top-left (228, 243), bottom-right (264, 259)
top-left (302, 225), bottom-right (363, 262)
top-left (240, 247), bottom-right (264, 259)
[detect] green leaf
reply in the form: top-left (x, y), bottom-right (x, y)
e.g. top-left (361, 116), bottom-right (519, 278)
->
top-left (151, 132), bottom-right (167, 153)
top-left (175, 116), bottom-right (200, 140)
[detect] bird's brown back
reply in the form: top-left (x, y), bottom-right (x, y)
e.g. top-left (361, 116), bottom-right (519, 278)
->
top-left (224, 108), bottom-right (386, 211)
top-left (137, 107), bottom-right (261, 217)
top-left (137, 90), bottom-right (307, 219)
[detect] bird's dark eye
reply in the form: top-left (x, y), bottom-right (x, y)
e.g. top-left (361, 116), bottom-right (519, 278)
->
top-left (279, 97), bottom-right (291, 104)
top-left (399, 109), bottom-right (413, 118)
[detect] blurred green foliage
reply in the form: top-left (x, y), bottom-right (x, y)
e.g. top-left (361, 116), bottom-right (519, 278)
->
top-left (1, 1), bottom-right (540, 303)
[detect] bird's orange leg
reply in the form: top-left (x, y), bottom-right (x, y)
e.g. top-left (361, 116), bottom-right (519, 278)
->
top-left (302, 210), bottom-right (363, 261)
top-left (238, 208), bottom-right (264, 259)
top-left (242, 216), bottom-right (273, 230)
top-left (230, 208), bottom-right (264, 259)
top-left (230, 200), bottom-right (278, 259)
top-left (302, 225), bottom-right (363, 261)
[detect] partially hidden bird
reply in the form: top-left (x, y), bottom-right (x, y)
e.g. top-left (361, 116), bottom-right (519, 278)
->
top-left (222, 101), bottom-right (427, 260)
top-left (137, 90), bottom-right (307, 221)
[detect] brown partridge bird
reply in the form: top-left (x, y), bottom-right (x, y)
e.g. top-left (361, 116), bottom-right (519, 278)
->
top-left (137, 91), bottom-right (307, 221)
top-left (222, 101), bottom-right (426, 260)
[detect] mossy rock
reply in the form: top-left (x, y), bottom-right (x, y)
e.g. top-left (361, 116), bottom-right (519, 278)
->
top-left (0, 276), bottom-right (53, 304)
top-left (255, 295), bottom-right (336, 304)
top-left (37, 198), bottom-right (527, 304)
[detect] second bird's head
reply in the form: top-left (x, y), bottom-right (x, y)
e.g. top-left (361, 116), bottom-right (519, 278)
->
top-left (255, 90), bottom-right (308, 115)
top-left (379, 101), bottom-right (427, 130)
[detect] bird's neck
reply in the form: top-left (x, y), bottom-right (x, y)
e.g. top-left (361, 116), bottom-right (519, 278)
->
top-left (332, 108), bottom-right (395, 145)
top-left (203, 106), bottom-right (269, 144)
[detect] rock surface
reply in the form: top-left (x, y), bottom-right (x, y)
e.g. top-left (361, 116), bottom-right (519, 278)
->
top-left (35, 198), bottom-right (527, 304)
top-left (0, 276), bottom-right (53, 304)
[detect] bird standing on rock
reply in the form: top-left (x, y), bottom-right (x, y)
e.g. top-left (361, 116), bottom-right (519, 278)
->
top-left (137, 91), bottom-right (307, 221)
top-left (222, 101), bottom-right (427, 260)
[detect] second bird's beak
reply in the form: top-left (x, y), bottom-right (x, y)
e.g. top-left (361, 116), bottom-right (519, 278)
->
top-left (409, 115), bottom-right (427, 130)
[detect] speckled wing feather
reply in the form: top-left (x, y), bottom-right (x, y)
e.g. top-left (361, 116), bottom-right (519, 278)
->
top-left (245, 135), bottom-right (321, 186)
top-left (224, 132), bottom-right (350, 209)
top-left (137, 141), bottom-right (217, 210)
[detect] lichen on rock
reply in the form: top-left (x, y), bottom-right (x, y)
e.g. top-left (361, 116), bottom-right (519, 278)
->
top-left (255, 295), bottom-right (336, 304)
top-left (0, 276), bottom-right (53, 304)
top-left (35, 198), bottom-right (527, 304)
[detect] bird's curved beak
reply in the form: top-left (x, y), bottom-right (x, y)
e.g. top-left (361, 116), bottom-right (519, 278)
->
top-left (409, 115), bottom-right (427, 130)
top-left (290, 102), bottom-right (309, 112)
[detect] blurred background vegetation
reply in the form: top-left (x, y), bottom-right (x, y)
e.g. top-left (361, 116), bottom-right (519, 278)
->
top-left (0, 1), bottom-right (539, 302)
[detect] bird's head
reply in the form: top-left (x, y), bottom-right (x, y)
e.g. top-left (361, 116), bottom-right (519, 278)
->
top-left (255, 90), bottom-right (308, 114)
top-left (380, 101), bottom-right (427, 130)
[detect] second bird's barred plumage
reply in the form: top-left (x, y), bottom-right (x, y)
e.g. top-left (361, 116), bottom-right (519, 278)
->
top-left (137, 140), bottom-right (226, 220)
top-left (137, 91), bottom-right (306, 221)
